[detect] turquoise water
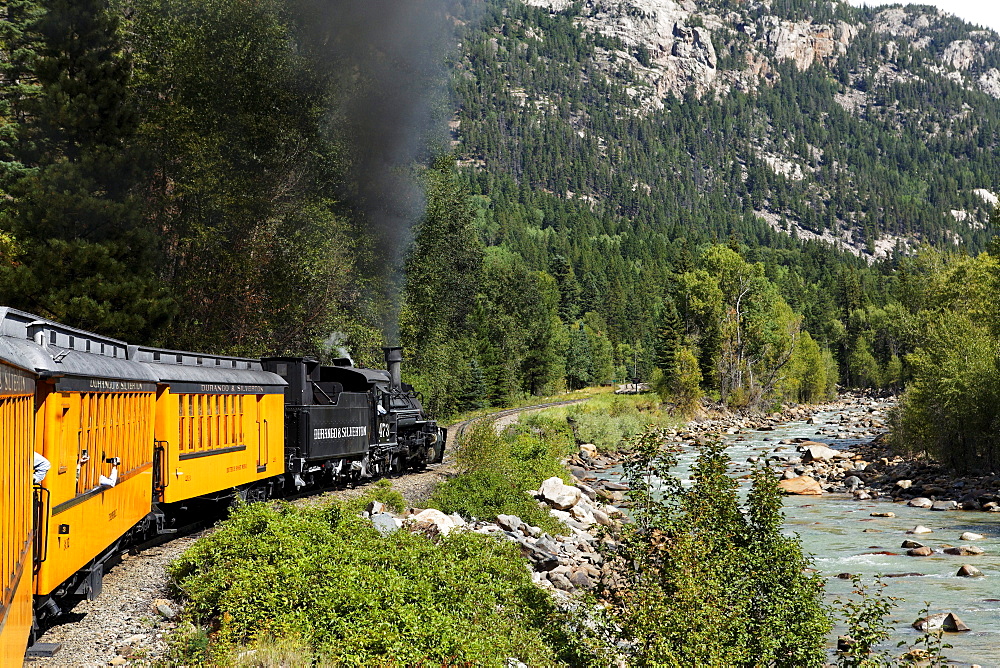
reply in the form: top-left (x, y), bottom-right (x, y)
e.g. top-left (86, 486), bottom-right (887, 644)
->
top-left (602, 409), bottom-right (999, 665)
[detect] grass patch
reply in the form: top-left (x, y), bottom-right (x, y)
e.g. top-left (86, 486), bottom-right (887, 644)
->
top-left (523, 391), bottom-right (678, 454)
top-left (168, 497), bottom-right (596, 666)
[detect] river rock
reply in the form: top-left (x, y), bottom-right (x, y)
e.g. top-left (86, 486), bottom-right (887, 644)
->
top-left (895, 479), bottom-right (913, 489)
top-left (569, 568), bottom-right (594, 589)
top-left (801, 444), bottom-right (841, 462)
top-left (870, 512), bottom-right (895, 518)
top-left (540, 477), bottom-right (582, 510)
top-left (907, 525), bottom-right (933, 534)
top-left (579, 443), bottom-right (598, 459)
top-left (843, 475), bottom-right (862, 491)
top-left (548, 572), bottom-right (574, 591)
top-left (957, 564), bottom-right (984, 577)
top-left (570, 504), bottom-right (596, 525)
top-left (912, 612), bottom-right (970, 632)
top-left (931, 500), bottom-right (959, 511)
top-left (907, 546), bottom-right (933, 556)
top-left (944, 545), bottom-right (984, 556)
top-left (907, 497), bottom-right (933, 508)
top-left (960, 531), bottom-right (984, 541)
top-left (901, 540), bottom-right (924, 549)
top-left (603, 480), bottom-right (629, 492)
top-left (591, 508), bottom-right (613, 527)
top-left (778, 475), bottom-right (823, 495)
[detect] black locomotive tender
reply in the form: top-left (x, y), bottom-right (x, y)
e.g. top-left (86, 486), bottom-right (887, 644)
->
top-left (263, 347), bottom-right (446, 492)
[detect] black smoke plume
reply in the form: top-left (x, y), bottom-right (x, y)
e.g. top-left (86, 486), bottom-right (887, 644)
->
top-left (293, 0), bottom-right (457, 344)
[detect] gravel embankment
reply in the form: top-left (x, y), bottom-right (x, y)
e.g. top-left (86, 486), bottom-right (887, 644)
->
top-left (24, 533), bottom-right (201, 667)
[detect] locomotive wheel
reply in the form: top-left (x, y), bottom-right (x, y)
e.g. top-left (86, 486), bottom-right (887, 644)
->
top-left (390, 455), bottom-right (404, 477)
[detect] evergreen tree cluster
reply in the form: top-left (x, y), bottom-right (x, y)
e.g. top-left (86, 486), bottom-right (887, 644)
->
top-left (0, 0), bottom-right (404, 357)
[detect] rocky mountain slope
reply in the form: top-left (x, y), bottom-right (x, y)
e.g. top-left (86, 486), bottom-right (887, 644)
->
top-left (454, 0), bottom-right (1000, 259)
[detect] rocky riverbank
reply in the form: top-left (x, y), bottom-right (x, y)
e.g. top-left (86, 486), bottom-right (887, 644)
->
top-left (358, 475), bottom-right (626, 598)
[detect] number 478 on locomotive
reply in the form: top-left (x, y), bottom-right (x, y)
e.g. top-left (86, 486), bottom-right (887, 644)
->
top-left (0, 308), bottom-right (444, 663)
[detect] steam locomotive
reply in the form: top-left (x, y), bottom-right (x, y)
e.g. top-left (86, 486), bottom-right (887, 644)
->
top-left (0, 307), bottom-right (444, 662)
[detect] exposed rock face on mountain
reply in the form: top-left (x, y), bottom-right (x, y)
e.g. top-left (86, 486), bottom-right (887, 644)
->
top-left (515, 0), bottom-right (999, 258)
top-left (527, 0), bottom-right (859, 100)
top-left (526, 0), bottom-right (997, 102)
top-left (766, 18), bottom-right (856, 71)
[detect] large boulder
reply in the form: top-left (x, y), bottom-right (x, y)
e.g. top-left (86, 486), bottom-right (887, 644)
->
top-left (944, 545), bottom-right (984, 556)
top-left (406, 508), bottom-right (459, 535)
top-left (912, 612), bottom-right (970, 632)
top-left (800, 444), bottom-right (842, 462)
top-left (370, 513), bottom-right (400, 536)
top-left (907, 497), bottom-right (933, 508)
top-left (907, 525), bottom-right (933, 534)
top-left (540, 477), bottom-right (582, 510)
top-left (778, 475), bottom-right (823, 495)
top-left (931, 500), bottom-right (959, 511)
top-left (957, 564), bottom-right (984, 577)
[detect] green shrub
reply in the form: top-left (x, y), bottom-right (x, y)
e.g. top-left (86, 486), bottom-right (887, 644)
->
top-left (603, 428), bottom-right (831, 665)
top-left (427, 421), bottom-right (570, 533)
top-left (343, 478), bottom-right (406, 514)
top-left (168, 499), bottom-right (596, 666)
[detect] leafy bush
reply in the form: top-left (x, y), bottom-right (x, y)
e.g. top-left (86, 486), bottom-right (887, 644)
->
top-left (602, 428), bottom-right (831, 665)
top-left (168, 499), bottom-right (595, 666)
top-left (835, 576), bottom-right (951, 667)
top-left (427, 421), bottom-right (571, 532)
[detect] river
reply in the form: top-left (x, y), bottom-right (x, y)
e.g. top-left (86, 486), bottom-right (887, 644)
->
top-left (718, 408), bottom-right (999, 665)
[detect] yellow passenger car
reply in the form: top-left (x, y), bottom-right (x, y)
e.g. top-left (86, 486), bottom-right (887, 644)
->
top-left (0, 309), bottom-right (159, 611)
top-left (128, 347), bottom-right (285, 504)
top-left (0, 355), bottom-right (36, 665)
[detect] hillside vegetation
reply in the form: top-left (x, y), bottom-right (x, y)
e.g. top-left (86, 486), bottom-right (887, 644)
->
top-left (2, 0), bottom-right (1000, 464)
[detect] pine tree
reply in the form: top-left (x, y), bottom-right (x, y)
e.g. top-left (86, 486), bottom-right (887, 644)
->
top-left (654, 297), bottom-right (683, 384)
top-left (0, 0), bottom-right (173, 340)
top-left (0, 0), bottom-right (43, 190)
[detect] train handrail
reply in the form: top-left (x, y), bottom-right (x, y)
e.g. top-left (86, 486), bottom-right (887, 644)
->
top-left (33, 484), bottom-right (50, 566)
top-left (153, 441), bottom-right (169, 494)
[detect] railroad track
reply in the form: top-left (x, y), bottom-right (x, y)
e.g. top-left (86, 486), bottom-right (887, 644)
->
top-left (451, 398), bottom-right (588, 439)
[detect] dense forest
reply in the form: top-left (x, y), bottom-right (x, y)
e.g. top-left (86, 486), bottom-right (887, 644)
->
top-left (2, 0), bottom-right (1000, 466)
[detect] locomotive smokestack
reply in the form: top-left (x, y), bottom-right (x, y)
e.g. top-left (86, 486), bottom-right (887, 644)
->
top-left (383, 346), bottom-right (403, 391)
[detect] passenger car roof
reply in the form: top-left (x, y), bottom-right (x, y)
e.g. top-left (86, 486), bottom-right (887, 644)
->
top-left (0, 307), bottom-right (157, 383)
